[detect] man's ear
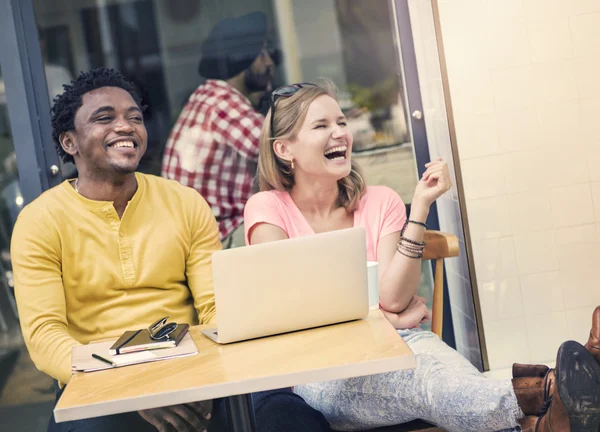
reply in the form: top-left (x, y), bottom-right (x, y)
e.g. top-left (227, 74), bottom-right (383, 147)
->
top-left (60, 132), bottom-right (78, 157)
top-left (273, 139), bottom-right (293, 163)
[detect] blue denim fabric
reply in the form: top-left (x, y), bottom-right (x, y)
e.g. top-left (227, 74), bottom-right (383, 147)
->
top-left (48, 384), bottom-right (331, 432)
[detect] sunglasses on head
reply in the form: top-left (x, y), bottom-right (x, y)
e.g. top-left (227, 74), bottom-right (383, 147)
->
top-left (269, 83), bottom-right (318, 138)
top-left (147, 316), bottom-right (178, 340)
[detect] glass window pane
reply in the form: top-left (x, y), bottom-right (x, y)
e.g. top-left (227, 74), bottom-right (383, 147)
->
top-left (33, 0), bottom-right (433, 304)
top-left (0, 63), bottom-right (54, 427)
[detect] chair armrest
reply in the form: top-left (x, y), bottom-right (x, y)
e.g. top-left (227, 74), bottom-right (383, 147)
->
top-left (423, 231), bottom-right (459, 261)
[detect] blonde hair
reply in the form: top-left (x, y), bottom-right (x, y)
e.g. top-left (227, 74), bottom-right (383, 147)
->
top-left (258, 80), bottom-right (366, 211)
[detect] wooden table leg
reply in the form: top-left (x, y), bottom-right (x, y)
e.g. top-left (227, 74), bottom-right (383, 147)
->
top-left (225, 394), bottom-right (256, 432)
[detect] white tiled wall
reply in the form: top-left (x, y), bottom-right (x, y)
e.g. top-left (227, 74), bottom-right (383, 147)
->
top-left (435, 0), bottom-right (600, 369)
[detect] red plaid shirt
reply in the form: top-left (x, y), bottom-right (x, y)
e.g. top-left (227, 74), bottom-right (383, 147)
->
top-left (162, 80), bottom-right (264, 240)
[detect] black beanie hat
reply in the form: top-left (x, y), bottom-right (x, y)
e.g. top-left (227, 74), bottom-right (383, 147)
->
top-left (198, 11), bottom-right (268, 80)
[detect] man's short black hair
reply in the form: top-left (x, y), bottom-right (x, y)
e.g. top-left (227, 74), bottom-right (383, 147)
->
top-left (50, 67), bottom-right (143, 164)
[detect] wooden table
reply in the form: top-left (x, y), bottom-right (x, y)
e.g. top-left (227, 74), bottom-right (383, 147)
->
top-left (55, 310), bottom-right (415, 430)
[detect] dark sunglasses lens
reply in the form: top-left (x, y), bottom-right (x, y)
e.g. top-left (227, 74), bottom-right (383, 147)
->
top-left (274, 85), bottom-right (301, 97)
top-left (152, 322), bottom-right (177, 339)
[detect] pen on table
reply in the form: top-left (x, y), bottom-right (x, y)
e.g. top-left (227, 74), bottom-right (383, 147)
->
top-left (92, 353), bottom-right (117, 367)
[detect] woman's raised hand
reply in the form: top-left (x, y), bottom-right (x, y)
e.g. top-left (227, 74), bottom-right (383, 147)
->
top-left (412, 158), bottom-right (452, 209)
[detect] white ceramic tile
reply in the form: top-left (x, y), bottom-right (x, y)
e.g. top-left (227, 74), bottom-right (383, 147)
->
top-left (546, 145), bottom-right (589, 187)
top-left (479, 277), bottom-right (524, 323)
top-left (538, 100), bottom-right (581, 148)
top-left (550, 184), bottom-right (595, 228)
top-left (450, 73), bottom-right (496, 118)
top-left (523, 0), bottom-right (574, 23)
top-left (519, 271), bottom-right (565, 315)
top-left (574, 55), bottom-right (600, 98)
top-left (454, 114), bottom-right (500, 160)
top-left (532, 61), bottom-right (579, 103)
top-left (527, 19), bottom-right (574, 62)
top-left (570, 13), bottom-right (600, 58)
top-left (513, 231), bottom-right (559, 275)
top-left (503, 150), bottom-right (545, 194)
top-left (554, 224), bottom-right (599, 245)
top-left (508, 190), bottom-right (553, 234)
top-left (590, 182), bottom-right (600, 222)
top-left (472, 237), bottom-right (519, 282)
top-left (496, 108), bottom-right (544, 153)
top-left (483, 0), bottom-right (526, 22)
top-left (438, 0), bottom-right (489, 85)
top-left (580, 98), bottom-right (600, 141)
top-left (571, 0), bottom-right (600, 15)
top-left (491, 66), bottom-right (537, 112)
top-left (557, 233), bottom-right (600, 309)
top-left (437, 0), bottom-right (487, 59)
top-left (566, 306), bottom-right (597, 345)
top-left (525, 312), bottom-right (569, 364)
top-left (484, 318), bottom-right (531, 370)
top-left (459, 156), bottom-right (507, 200)
top-left (585, 137), bottom-right (600, 181)
top-left (465, 196), bottom-right (512, 240)
top-left (486, 20), bottom-right (530, 69)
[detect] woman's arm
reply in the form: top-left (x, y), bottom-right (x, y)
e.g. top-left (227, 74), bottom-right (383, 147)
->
top-left (380, 295), bottom-right (431, 329)
top-left (377, 159), bottom-right (451, 313)
top-left (248, 222), bottom-right (289, 245)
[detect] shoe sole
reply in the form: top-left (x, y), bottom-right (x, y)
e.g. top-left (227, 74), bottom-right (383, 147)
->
top-left (555, 340), bottom-right (600, 432)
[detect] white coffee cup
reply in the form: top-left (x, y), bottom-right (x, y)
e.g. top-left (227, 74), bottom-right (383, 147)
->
top-left (367, 261), bottom-right (379, 309)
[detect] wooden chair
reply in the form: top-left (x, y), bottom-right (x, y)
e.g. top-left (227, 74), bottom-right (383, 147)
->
top-left (423, 230), bottom-right (460, 338)
top-left (363, 230), bottom-right (459, 432)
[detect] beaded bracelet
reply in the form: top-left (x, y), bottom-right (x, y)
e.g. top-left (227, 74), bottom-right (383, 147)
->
top-left (398, 242), bottom-right (424, 254)
top-left (400, 219), bottom-right (428, 236)
top-left (398, 243), bottom-right (424, 255)
top-left (397, 241), bottom-right (424, 259)
top-left (397, 246), bottom-right (423, 259)
top-left (400, 236), bottom-right (426, 247)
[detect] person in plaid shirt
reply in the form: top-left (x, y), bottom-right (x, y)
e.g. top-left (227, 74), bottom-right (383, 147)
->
top-left (162, 11), bottom-right (276, 245)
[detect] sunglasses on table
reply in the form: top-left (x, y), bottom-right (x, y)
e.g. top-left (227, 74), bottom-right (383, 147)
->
top-left (147, 316), bottom-right (178, 340)
top-left (269, 83), bottom-right (318, 137)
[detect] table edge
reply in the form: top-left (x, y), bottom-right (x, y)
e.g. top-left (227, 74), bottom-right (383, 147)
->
top-left (54, 353), bottom-right (416, 422)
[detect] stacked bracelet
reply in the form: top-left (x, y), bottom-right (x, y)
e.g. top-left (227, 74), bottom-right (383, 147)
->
top-left (397, 237), bottom-right (425, 259)
top-left (397, 220), bottom-right (426, 259)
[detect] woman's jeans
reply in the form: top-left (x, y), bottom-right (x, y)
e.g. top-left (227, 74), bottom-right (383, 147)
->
top-left (295, 329), bottom-right (524, 432)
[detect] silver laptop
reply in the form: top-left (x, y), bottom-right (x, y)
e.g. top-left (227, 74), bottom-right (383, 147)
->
top-left (202, 227), bottom-right (369, 344)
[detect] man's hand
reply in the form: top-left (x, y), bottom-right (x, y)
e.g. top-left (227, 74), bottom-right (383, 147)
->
top-left (138, 400), bottom-right (212, 432)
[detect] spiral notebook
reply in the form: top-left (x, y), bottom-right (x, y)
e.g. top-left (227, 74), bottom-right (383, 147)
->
top-left (71, 333), bottom-right (198, 373)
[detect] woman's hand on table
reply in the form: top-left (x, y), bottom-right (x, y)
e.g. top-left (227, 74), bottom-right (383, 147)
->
top-left (138, 400), bottom-right (212, 432)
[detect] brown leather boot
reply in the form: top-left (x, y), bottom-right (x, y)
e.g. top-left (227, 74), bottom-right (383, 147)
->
top-left (535, 341), bottom-right (600, 432)
top-left (584, 306), bottom-right (600, 365)
top-left (513, 363), bottom-right (550, 378)
top-left (535, 370), bottom-right (569, 431)
top-left (518, 415), bottom-right (539, 432)
top-left (512, 371), bottom-right (552, 416)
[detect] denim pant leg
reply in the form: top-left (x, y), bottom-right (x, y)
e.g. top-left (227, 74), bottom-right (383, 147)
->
top-left (210, 388), bottom-right (332, 432)
top-left (47, 383), bottom-right (156, 432)
top-left (295, 330), bottom-right (522, 432)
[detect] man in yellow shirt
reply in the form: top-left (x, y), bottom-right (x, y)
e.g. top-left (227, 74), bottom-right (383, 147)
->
top-left (11, 67), bottom-right (331, 432)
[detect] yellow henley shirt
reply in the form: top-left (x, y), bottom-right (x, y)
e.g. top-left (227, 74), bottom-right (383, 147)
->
top-left (11, 172), bottom-right (221, 384)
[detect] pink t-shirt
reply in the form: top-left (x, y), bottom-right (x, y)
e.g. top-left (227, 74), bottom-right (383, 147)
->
top-left (244, 186), bottom-right (407, 261)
